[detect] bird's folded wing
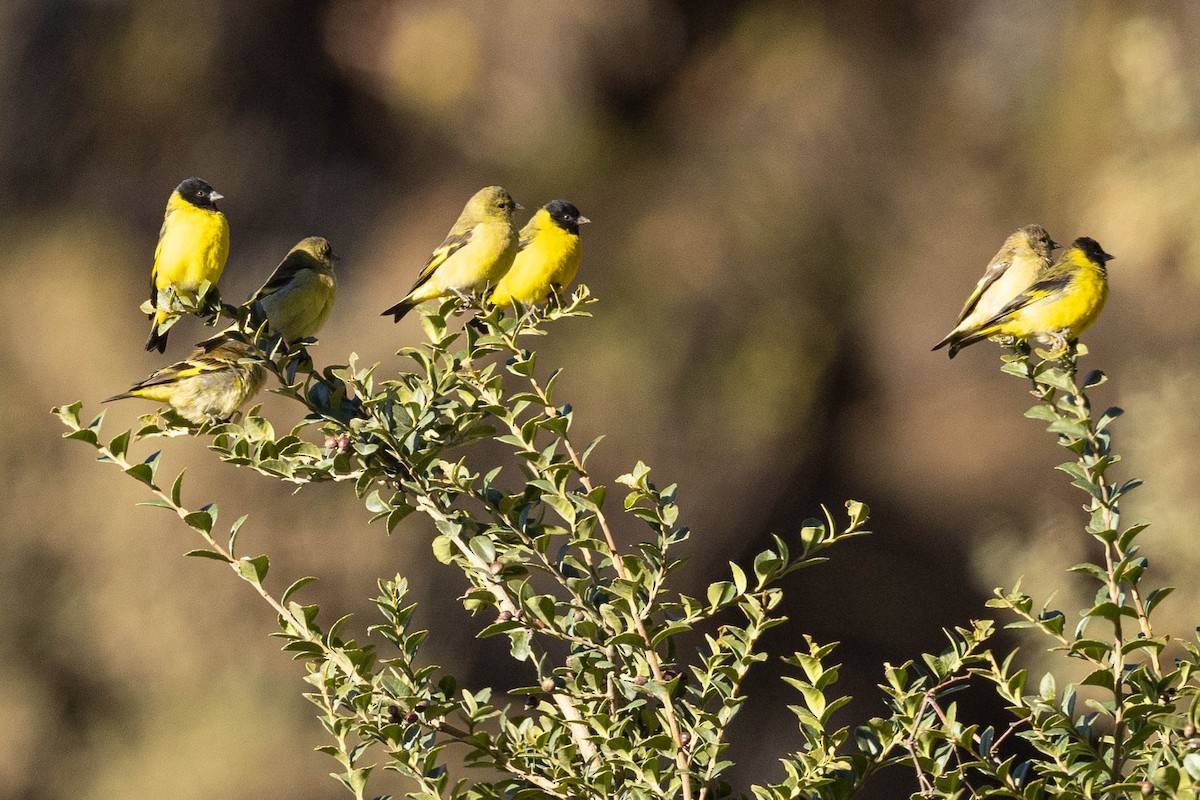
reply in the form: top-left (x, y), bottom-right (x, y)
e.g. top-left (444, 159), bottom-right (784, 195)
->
top-left (410, 227), bottom-right (474, 291)
top-left (983, 271), bottom-right (1072, 326)
top-left (254, 262), bottom-right (303, 300)
top-left (149, 213), bottom-right (171, 302)
top-left (956, 257), bottom-right (1011, 324)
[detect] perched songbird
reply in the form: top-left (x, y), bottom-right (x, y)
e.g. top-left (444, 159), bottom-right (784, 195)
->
top-left (248, 236), bottom-right (339, 342)
top-left (933, 225), bottom-right (1058, 358)
top-left (489, 200), bottom-right (590, 307)
top-left (935, 237), bottom-right (1113, 357)
top-left (145, 177), bottom-right (230, 353)
top-left (381, 186), bottom-right (520, 322)
top-left (104, 335), bottom-right (265, 424)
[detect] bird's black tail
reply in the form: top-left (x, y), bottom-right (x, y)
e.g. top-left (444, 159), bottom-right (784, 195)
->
top-left (381, 300), bottom-right (414, 323)
top-left (145, 325), bottom-right (169, 353)
top-left (940, 330), bottom-right (992, 359)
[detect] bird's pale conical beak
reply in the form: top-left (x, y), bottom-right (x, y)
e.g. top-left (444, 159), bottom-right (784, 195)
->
top-left (210, 191), bottom-right (225, 202)
top-left (577, 216), bottom-right (591, 224)
top-left (1048, 239), bottom-right (1059, 250)
top-left (515, 202), bottom-right (524, 210)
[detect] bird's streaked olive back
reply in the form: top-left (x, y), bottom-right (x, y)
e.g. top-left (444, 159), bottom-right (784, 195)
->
top-left (176, 177), bottom-right (221, 211)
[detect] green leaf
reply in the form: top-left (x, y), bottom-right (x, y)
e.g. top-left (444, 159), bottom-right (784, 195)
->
top-left (854, 726), bottom-right (882, 756)
top-left (1146, 586), bottom-right (1175, 616)
top-left (108, 430), bottom-right (131, 460)
top-left (1118, 521), bottom-right (1151, 550)
top-left (431, 536), bottom-right (455, 565)
top-left (650, 622), bottom-right (691, 648)
top-left (52, 402), bottom-right (83, 429)
top-left (1047, 418), bottom-right (1087, 440)
top-left (845, 500), bottom-right (869, 528)
top-left (385, 504), bottom-right (412, 534)
top-left (183, 549), bottom-right (231, 562)
top-left (1080, 668), bottom-right (1113, 691)
top-left (540, 488), bottom-right (576, 522)
top-left (136, 498), bottom-right (173, 510)
top-left (509, 629), bottom-right (532, 661)
top-left (1096, 406), bottom-right (1123, 430)
top-left (66, 428), bottom-right (99, 446)
top-left (1024, 404), bottom-right (1058, 421)
top-left (282, 576), bottom-right (318, 605)
top-left (753, 549), bottom-right (782, 585)
top-left (615, 461), bottom-right (651, 489)
top-left (125, 451), bottom-right (162, 487)
top-left (364, 489), bottom-right (388, 513)
top-left (237, 555), bottom-right (269, 585)
top-left (730, 562), bottom-right (747, 595)
top-left (468, 536), bottom-right (496, 564)
top-left (184, 508), bottom-right (214, 535)
top-left (707, 581), bottom-right (736, 609)
top-left (228, 515), bottom-right (249, 556)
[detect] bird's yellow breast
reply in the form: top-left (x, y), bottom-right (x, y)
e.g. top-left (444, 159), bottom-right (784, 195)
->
top-left (999, 258), bottom-right (1108, 340)
top-left (492, 223), bottom-right (582, 306)
top-left (262, 270), bottom-right (337, 341)
top-left (154, 195), bottom-right (230, 294)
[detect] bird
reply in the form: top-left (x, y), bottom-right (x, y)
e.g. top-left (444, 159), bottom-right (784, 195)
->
top-left (104, 334), bottom-right (266, 424)
top-left (248, 236), bottom-right (339, 343)
top-left (145, 177), bottom-right (230, 353)
top-left (489, 199), bottom-right (589, 307)
top-left (381, 186), bottom-right (521, 322)
top-left (933, 225), bottom-right (1058, 358)
top-left (934, 237), bottom-right (1113, 358)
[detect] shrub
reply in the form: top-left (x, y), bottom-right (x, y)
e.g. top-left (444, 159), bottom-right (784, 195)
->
top-left (55, 295), bottom-right (1200, 799)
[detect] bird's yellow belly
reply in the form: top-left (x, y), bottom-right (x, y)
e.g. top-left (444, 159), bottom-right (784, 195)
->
top-left (264, 272), bottom-right (336, 340)
top-left (155, 211), bottom-right (230, 294)
top-left (426, 225), bottom-right (517, 297)
top-left (1004, 272), bottom-right (1108, 339)
top-left (495, 237), bottom-right (581, 305)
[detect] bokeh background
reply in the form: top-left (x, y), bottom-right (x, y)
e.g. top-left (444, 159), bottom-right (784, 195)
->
top-left (3, 1), bottom-right (1199, 797)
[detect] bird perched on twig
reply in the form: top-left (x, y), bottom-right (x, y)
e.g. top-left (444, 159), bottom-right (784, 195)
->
top-left (382, 186), bottom-right (521, 322)
top-left (933, 224), bottom-right (1057, 358)
top-left (935, 237), bottom-right (1113, 358)
top-left (490, 199), bottom-right (589, 308)
top-left (145, 177), bottom-right (230, 353)
top-left (105, 334), bottom-right (265, 424)
top-left (248, 236), bottom-right (339, 343)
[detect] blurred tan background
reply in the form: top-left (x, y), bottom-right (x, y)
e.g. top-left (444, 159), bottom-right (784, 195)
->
top-left (4, 1), bottom-right (1200, 797)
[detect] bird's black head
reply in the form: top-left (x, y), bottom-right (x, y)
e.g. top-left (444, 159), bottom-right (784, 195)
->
top-left (1074, 236), bottom-right (1115, 266)
top-left (176, 177), bottom-right (223, 211)
top-left (544, 199), bottom-right (590, 235)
